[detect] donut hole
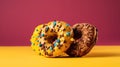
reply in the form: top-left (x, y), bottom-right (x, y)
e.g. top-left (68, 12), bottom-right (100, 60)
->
top-left (73, 28), bottom-right (82, 39)
top-left (47, 34), bottom-right (58, 44)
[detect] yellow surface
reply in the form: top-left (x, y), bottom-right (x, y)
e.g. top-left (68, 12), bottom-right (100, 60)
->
top-left (0, 46), bottom-right (120, 67)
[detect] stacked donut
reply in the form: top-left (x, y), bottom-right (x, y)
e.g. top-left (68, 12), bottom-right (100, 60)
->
top-left (30, 20), bottom-right (98, 57)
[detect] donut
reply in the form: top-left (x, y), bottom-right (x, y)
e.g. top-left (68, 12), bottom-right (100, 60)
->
top-left (66, 23), bottom-right (98, 57)
top-left (38, 21), bottom-right (74, 57)
top-left (30, 24), bottom-right (44, 54)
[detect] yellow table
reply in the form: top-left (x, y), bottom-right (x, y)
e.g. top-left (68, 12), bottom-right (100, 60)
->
top-left (0, 46), bottom-right (120, 67)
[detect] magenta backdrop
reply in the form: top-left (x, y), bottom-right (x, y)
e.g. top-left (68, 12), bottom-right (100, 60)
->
top-left (0, 0), bottom-right (120, 46)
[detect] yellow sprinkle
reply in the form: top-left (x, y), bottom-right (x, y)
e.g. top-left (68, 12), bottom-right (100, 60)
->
top-left (70, 38), bottom-right (75, 41)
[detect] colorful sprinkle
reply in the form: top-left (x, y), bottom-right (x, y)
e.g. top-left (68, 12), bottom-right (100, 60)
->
top-left (59, 25), bottom-right (62, 28)
top-left (50, 29), bottom-right (53, 32)
top-left (43, 25), bottom-right (46, 28)
top-left (56, 39), bottom-right (60, 43)
top-left (39, 44), bottom-right (42, 47)
top-left (40, 33), bottom-right (44, 37)
top-left (33, 43), bottom-right (35, 45)
top-left (64, 40), bottom-right (66, 43)
top-left (50, 46), bottom-right (53, 51)
top-left (39, 53), bottom-right (41, 55)
top-left (45, 26), bottom-right (49, 32)
top-left (66, 32), bottom-right (70, 36)
top-left (44, 38), bottom-right (47, 40)
top-left (57, 28), bottom-right (60, 31)
top-left (60, 35), bottom-right (64, 38)
top-left (54, 43), bottom-right (57, 46)
top-left (53, 21), bottom-right (56, 26)
top-left (66, 24), bottom-right (70, 26)
top-left (37, 40), bottom-right (39, 42)
top-left (36, 29), bottom-right (38, 31)
top-left (57, 25), bottom-right (59, 27)
top-left (63, 28), bottom-right (65, 31)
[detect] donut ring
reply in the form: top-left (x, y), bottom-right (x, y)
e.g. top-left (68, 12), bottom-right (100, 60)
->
top-left (38, 21), bottom-right (74, 57)
top-left (30, 24), bottom-right (44, 54)
top-left (66, 23), bottom-right (98, 57)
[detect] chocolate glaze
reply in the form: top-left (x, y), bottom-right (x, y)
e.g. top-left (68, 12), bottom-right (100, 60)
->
top-left (66, 23), bottom-right (98, 57)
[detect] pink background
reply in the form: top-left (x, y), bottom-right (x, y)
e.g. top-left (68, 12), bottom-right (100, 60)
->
top-left (0, 0), bottom-right (120, 46)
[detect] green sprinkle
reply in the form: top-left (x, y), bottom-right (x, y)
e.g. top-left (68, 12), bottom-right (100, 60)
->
top-left (40, 33), bottom-right (44, 37)
top-left (56, 39), bottom-right (60, 43)
top-left (39, 44), bottom-right (42, 47)
top-left (36, 29), bottom-right (38, 31)
top-left (54, 43), bottom-right (57, 46)
top-left (37, 40), bottom-right (39, 42)
top-left (45, 26), bottom-right (49, 32)
top-left (46, 26), bottom-right (49, 29)
top-left (66, 24), bottom-right (70, 26)
top-left (50, 46), bottom-right (53, 51)
top-left (53, 21), bottom-right (56, 26)
top-left (33, 43), bottom-right (35, 45)
top-left (66, 32), bottom-right (70, 36)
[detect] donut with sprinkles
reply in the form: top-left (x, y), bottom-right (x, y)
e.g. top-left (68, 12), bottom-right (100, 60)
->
top-left (30, 24), bottom-right (49, 54)
top-left (38, 21), bottom-right (74, 57)
top-left (30, 24), bottom-right (45, 54)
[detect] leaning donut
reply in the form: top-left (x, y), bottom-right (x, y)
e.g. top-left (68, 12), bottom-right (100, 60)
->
top-left (38, 21), bottom-right (74, 57)
top-left (30, 24), bottom-right (45, 54)
top-left (66, 23), bottom-right (98, 57)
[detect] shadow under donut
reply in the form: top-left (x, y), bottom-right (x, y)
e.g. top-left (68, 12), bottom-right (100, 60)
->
top-left (53, 51), bottom-right (120, 58)
top-left (84, 52), bottom-right (120, 57)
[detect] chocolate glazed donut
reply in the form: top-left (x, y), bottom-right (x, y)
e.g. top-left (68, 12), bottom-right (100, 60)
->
top-left (66, 23), bottom-right (98, 57)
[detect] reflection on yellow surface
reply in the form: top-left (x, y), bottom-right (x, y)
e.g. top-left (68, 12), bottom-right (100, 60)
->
top-left (0, 46), bottom-right (120, 67)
